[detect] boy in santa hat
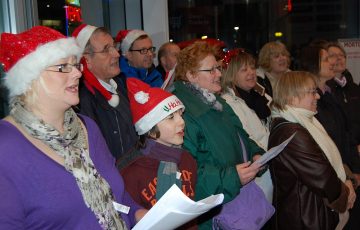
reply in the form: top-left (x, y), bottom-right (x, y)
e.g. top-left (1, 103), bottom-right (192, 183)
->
top-left (73, 24), bottom-right (138, 161)
top-left (115, 29), bottom-right (163, 87)
top-left (121, 78), bottom-right (198, 229)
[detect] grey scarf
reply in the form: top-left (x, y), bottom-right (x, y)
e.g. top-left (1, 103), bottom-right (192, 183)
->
top-left (10, 97), bottom-right (127, 230)
top-left (183, 81), bottom-right (223, 111)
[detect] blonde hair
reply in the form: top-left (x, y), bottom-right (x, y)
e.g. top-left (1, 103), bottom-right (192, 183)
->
top-left (258, 41), bottom-right (290, 72)
top-left (22, 73), bottom-right (52, 109)
top-left (272, 71), bottom-right (317, 110)
top-left (21, 78), bottom-right (40, 109)
top-left (175, 41), bottom-right (220, 82)
top-left (221, 51), bottom-right (255, 90)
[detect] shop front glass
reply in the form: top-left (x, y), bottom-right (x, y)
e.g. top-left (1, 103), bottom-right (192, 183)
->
top-left (168, 0), bottom-right (360, 69)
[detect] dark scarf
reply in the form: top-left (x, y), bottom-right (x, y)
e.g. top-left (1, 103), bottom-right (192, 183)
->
top-left (235, 86), bottom-right (270, 121)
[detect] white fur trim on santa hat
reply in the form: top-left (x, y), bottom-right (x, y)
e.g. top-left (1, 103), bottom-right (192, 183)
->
top-left (135, 95), bottom-right (185, 135)
top-left (121, 30), bottom-right (147, 55)
top-left (134, 91), bottom-right (149, 104)
top-left (4, 37), bottom-right (81, 98)
top-left (108, 94), bottom-right (120, 107)
top-left (75, 25), bottom-right (97, 52)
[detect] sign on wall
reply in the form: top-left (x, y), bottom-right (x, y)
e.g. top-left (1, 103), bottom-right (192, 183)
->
top-left (338, 38), bottom-right (360, 84)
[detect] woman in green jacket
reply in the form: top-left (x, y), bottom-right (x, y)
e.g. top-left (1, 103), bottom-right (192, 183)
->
top-left (173, 41), bottom-right (264, 229)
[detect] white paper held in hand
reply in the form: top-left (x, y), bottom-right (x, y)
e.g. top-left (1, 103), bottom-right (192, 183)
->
top-left (132, 184), bottom-right (224, 230)
top-left (253, 132), bottom-right (297, 166)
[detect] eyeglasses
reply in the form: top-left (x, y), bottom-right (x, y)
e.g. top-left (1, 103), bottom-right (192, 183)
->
top-left (328, 53), bottom-right (346, 59)
top-left (197, 66), bottom-right (223, 75)
top-left (46, 63), bottom-right (83, 73)
top-left (304, 89), bottom-right (318, 96)
top-left (84, 43), bottom-right (120, 55)
top-left (129, 47), bottom-right (156, 55)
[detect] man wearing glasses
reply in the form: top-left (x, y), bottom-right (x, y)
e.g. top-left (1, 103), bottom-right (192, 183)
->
top-left (116, 29), bottom-right (163, 87)
top-left (73, 24), bottom-right (138, 161)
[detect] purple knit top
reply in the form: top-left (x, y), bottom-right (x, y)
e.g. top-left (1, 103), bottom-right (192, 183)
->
top-left (0, 115), bottom-right (141, 229)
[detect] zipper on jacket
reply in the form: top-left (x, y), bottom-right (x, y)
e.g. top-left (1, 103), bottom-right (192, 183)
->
top-left (113, 109), bottom-right (124, 154)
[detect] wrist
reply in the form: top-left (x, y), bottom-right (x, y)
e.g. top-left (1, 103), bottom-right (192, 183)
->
top-left (346, 177), bottom-right (357, 188)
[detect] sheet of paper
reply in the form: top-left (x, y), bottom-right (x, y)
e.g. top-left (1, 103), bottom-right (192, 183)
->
top-left (253, 132), bottom-right (297, 166)
top-left (132, 184), bottom-right (224, 230)
top-left (161, 67), bottom-right (175, 89)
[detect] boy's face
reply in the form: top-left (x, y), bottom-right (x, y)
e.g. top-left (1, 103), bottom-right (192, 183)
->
top-left (155, 110), bottom-right (185, 146)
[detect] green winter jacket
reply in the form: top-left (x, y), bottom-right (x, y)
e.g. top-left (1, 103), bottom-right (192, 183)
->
top-left (173, 81), bottom-right (264, 229)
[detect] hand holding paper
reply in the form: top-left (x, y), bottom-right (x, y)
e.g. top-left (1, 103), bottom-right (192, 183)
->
top-left (132, 184), bottom-right (224, 230)
top-left (253, 132), bottom-right (296, 166)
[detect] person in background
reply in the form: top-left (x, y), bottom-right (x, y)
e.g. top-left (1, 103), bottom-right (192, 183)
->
top-left (222, 49), bottom-right (271, 133)
top-left (156, 42), bottom-right (181, 81)
top-left (256, 41), bottom-right (291, 97)
top-left (327, 42), bottom-right (360, 146)
top-left (116, 29), bottom-right (163, 87)
top-left (328, 42), bottom-right (355, 83)
top-left (327, 41), bottom-right (360, 230)
top-left (73, 24), bottom-right (138, 161)
top-left (121, 78), bottom-right (198, 230)
top-left (173, 41), bottom-right (264, 230)
top-left (0, 26), bottom-right (146, 229)
top-left (269, 71), bottom-right (354, 230)
top-left (221, 49), bottom-right (273, 201)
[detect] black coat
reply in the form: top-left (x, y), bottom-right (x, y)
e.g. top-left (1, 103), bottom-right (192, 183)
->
top-left (77, 76), bottom-right (138, 161)
top-left (327, 78), bottom-right (360, 144)
top-left (315, 89), bottom-right (360, 173)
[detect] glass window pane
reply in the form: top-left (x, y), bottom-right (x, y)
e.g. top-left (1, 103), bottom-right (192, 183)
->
top-left (168, 0), bottom-right (360, 58)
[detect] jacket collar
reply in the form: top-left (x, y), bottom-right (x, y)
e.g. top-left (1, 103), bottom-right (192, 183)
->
top-left (256, 67), bottom-right (267, 79)
top-left (174, 81), bottom-right (225, 117)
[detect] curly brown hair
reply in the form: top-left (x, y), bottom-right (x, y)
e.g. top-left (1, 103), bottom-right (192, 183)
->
top-left (175, 41), bottom-right (221, 82)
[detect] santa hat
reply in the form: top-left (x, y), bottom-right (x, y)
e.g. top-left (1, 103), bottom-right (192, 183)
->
top-left (73, 24), bottom-right (119, 107)
top-left (0, 26), bottom-right (81, 97)
top-left (127, 78), bottom-right (185, 135)
top-left (115, 29), bottom-right (147, 55)
top-left (72, 24), bottom-right (97, 52)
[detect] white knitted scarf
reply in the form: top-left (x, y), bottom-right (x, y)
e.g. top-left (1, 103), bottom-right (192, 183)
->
top-left (271, 106), bottom-right (346, 181)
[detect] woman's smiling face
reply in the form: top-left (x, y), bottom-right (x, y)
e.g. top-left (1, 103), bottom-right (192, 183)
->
top-left (188, 54), bottom-right (222, 93)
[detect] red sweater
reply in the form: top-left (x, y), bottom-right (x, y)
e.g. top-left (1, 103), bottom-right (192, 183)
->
top-left (121, 139), bottom-right (198, 229)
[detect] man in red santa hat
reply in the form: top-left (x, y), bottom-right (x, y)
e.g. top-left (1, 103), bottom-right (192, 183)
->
top-left (73, 24), bottom-right (138, 161)
top-left (115, 29), bottom-right (163, 87)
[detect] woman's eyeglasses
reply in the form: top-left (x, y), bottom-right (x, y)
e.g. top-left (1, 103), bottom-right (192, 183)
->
top-left (304, 89), bottom-right (318, 96)
top-left (46, 63), bottom-right (83, 73)
top-left (197, 66), bottom-right (223, 75)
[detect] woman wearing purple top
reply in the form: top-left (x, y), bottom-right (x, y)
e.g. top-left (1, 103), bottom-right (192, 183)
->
top-left (0, 26), bottom-right (146, 230)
